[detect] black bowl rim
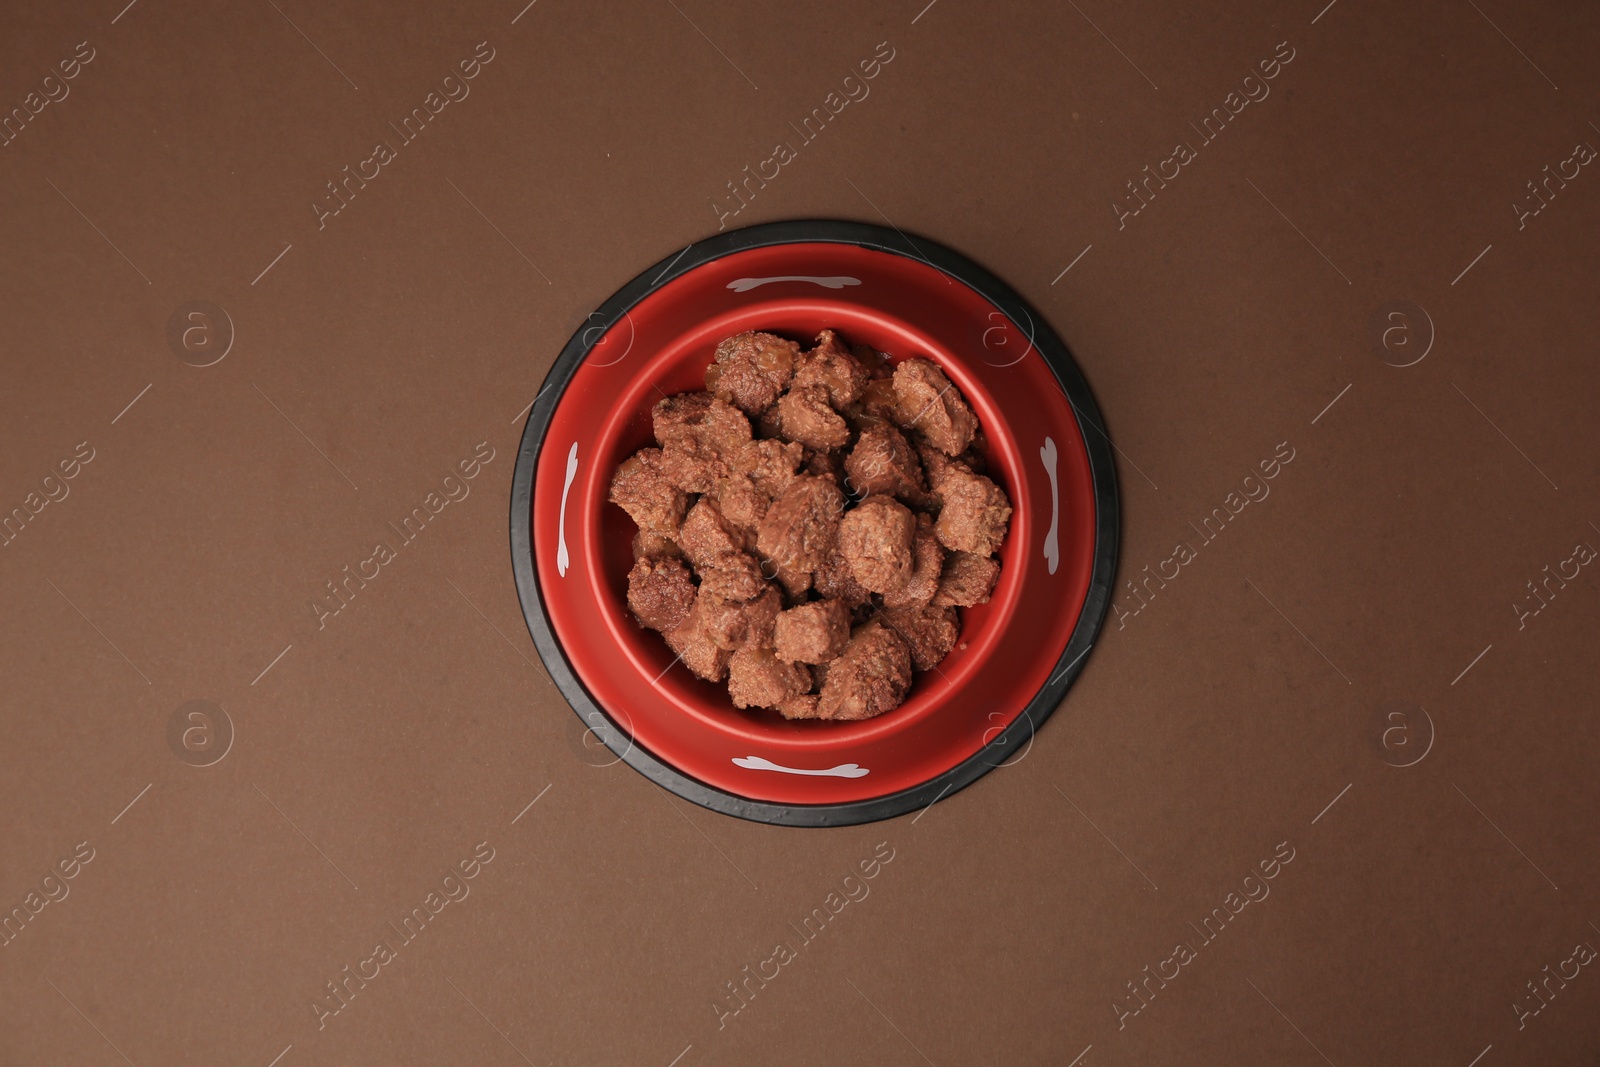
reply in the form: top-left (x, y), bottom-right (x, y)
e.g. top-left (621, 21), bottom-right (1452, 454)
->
top-left (509, 219), bottom-right (1120, 826)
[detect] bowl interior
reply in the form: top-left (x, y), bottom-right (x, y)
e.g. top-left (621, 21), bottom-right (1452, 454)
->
top-left (590, 302), bottom-right (1025, 747)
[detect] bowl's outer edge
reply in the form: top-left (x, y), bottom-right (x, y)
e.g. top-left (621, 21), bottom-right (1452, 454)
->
top-left (509, 219), bottom-right (1120, 827)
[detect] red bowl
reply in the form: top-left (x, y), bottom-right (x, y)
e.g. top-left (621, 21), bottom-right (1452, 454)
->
top-left (511, 221), bottom-right (1118, 825)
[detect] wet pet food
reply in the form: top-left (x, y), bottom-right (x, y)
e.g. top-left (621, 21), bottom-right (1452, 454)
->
top-left (609, 329), bottom-right (1011, 721)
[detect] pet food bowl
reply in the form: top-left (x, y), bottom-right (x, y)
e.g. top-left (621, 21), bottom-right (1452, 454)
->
top-left (511, 220), bottom-right (1117, 825)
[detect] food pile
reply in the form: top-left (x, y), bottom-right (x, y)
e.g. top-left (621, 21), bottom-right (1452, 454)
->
top-left (608, 329), bottom-right (1011, 721)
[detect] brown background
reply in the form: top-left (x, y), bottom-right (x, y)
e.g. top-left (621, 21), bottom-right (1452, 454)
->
top-left (2, 0), bottom-right (1598, 1064)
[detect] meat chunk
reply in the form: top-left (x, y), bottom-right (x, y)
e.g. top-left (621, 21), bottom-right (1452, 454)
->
top-left (678, 499), bottom-right (748, 568)
top-left (777, 694), bottom-right (823, 720)
top-left (632, 529), bottom-right (683, 562)
top-left (655, 446), bottom-right (717, 494)
top-left (626, 557), bottom-right (696, 633)
top-left (773, 599), bottom-right (852, 664)
top-left (756, 476), bottom-right (845, 577)
top-left (701, 585), bottom-right (782, 651)
top-left (652, 393), bottom-right (750, 453)
top-left (664, 599), bottom-right (733, 682)
top-left (813, 547), bottom-right (873, 609)
top-left (845, 421), bottom-right (925, 502)
top-left (732, 439), bottom-right (804, 494)
top-left (837, 495), bottom-right (916, 594)
top-left (934, 551), bottom-right (1000, 607)
top-left (882, 603), bottom-right (960, 672)
top-left (934, 467), bottom-right (1012, 556)
top-left (882, 512), bottom-right (944, 610)
top-left (914, 437), bottom-right (967, 494)
top-left (697, 552), bottom-right (768, 602)
top-left (775, 385), bottom-right (851, 452)
top-left (709, 472), bottom-right (767, 532)
top-left (652, 391), bottom-right (712, 445)
top-left (609, 448), bottom-right (687, 536)
top-left (654, 447), bottom-right (714, 494)
top-left (652, 393), bottom-right (752, 493)
top-left (892, 358), bottom-right (976, 455)
top-left (914, 437), bottom-right (994, 504)
top-left (727, 647), bottom-right (812, 709)
top-left (816, 621), bottom-right (913, 721)
top-left (707, 331), bottom-right (798, 414)
top-left (792, 329), bottom-right (870, 410)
